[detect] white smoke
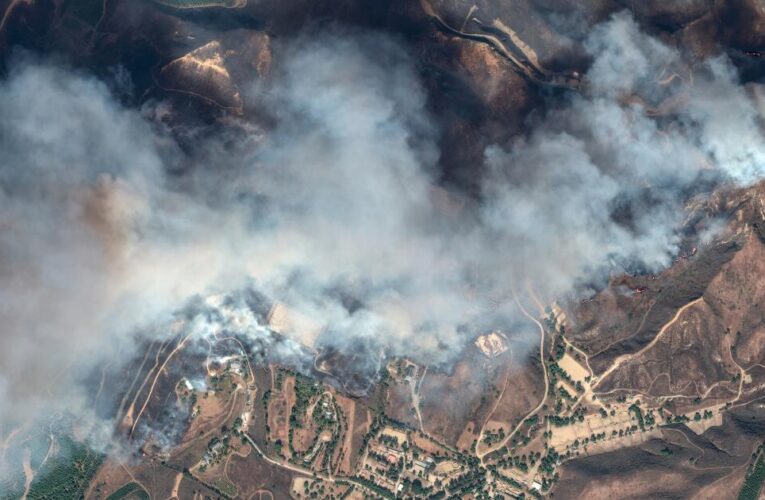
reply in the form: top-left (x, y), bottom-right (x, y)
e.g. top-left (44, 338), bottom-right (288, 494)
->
top-left (0, 13), bottom-right (763, 443)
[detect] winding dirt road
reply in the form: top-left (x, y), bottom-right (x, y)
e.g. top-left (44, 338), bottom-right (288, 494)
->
top-left (477, 291), bottom-right (549, 460)
top-left (594, 297), bottom-right (704, 390)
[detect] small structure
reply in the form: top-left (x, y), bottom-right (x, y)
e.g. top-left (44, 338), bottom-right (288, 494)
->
top-left (474, 331), bottom-right (509, 358)
top-left (229, 360), bottom-right (243, 375)
top-left (551, 304), bottom-right (568, 329)
top-left (412, 460), bottom-right (431, 475)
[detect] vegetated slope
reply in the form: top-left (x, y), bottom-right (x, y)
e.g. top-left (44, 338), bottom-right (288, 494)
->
top-left (26, 435), bottom-right (104, 500)
top-left (738, 445), bottom-right (765, 500)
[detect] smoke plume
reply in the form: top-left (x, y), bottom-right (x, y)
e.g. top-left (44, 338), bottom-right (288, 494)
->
top-left (0, 12), bottom-right (764, 446)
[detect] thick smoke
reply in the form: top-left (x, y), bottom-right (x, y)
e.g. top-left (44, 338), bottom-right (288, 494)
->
top-left (0, 61), bottom-right (252, 432)
top-left (0, 12), bottom-right (764, 445)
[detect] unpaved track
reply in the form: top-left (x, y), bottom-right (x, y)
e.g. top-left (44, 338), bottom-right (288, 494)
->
top-left (0, 0), bottom-right (30, 35)
top-left (21, 449), bottom-right (33, 500)
top-left (167, 472), bottom-right (183, 500)
top-left (418, 0), bottom-right (580, 89)
top-left (411, 366), bottom-right (427, 432)
top-left (131, 331), bottom-right (195, 438)
top-left (594, 297), bottom-right (704, 390)
top-left (478, 291), bottom-right (549, 460)
top-left (242, 433), bottom-right (380, 496)
top-left (476, 361), bottom-right (512, 456)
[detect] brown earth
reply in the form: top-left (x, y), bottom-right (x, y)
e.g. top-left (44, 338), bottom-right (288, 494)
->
top-left (555, 435), bottom-right (742, 499)
top-left (419, 349), bottom-right (511, 446)
top-left (224, 447), bottom-right (296, 499)
top-left (481, 361), bottom-right (546, 440)
top-left (334, 394), bottom-right (371, 475)
top-left (267, 375), bottom-right (296, 456)
top-left (385, 380), bottom-right (420, 428)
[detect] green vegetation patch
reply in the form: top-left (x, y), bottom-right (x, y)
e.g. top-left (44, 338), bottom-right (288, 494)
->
top-left (213, 477), bottom-right (238, 498)
top-left (739, 452), bottom-right (765, 500)
top-left (26, 435), bottom-right (104, 500)
top-left (291, 373), bottom-right (322, 428)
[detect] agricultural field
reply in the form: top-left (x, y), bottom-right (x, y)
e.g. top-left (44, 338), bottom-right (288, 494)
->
top-left (25, 436), bottom-right (104, 500)
top-left (739, 447), bottom-right (765, 500)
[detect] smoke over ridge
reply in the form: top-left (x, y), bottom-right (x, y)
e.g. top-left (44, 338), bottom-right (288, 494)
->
top-left (0, 12), bottom-right (764, 444)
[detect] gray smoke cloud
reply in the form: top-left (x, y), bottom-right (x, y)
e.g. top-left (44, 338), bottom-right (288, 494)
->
top-left (0, 60), bottom-right (254, 434)
top-left (0, 12), bottom-right (764, 449)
